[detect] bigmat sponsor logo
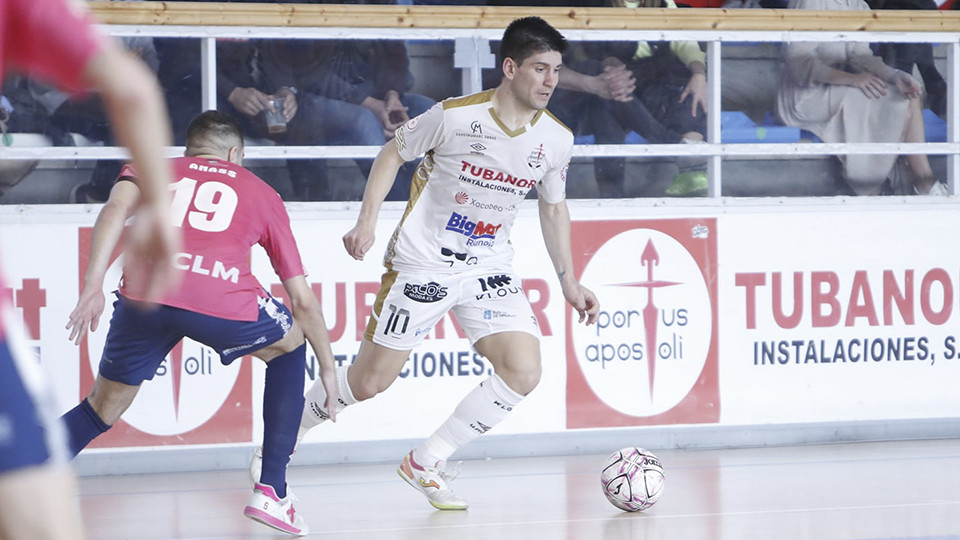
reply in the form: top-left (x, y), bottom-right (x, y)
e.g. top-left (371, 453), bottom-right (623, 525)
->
top-left (77, 228), bottom-right (252, 447)
top-left (567, 220), bottom-right (719, 428)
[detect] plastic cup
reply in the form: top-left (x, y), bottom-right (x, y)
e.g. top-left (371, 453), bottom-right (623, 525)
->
top-left (265, 97), bottom-right (287, 134)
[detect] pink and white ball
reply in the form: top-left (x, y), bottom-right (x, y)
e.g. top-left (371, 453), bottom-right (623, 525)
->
top-left (600, 447), bottom-right (665, 512)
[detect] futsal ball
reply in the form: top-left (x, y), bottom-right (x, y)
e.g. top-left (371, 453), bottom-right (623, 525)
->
top-left (600, 447), bottom-right (665, 512)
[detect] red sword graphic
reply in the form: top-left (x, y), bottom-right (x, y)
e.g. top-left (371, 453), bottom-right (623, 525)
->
top-left (615, 240), bottom-right (679, 402)
top-left (169, 341), bottom-right (184, 420)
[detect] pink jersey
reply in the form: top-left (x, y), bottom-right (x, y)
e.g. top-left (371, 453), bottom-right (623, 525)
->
top-left (119, 157), bottom-right (306, 322)
top-left (1, 0), bottom-right (103, 337)
top-left (1, 0), bottom-right (103, 94)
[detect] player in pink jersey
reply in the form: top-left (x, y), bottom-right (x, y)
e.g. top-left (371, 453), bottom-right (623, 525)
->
top-left (1, 0), bottom-right (178, 538)
top-left (61, 111), bottom-right (338, 537)
top-left (249, 17), bottom-right (599, 511)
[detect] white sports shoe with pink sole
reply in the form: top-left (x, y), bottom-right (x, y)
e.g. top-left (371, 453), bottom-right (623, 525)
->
top-left (243, 482), bottom-right (308, 536)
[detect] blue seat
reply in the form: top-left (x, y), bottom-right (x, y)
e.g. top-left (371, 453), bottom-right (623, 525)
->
top-left (923, 108), bottom-right (946, 143)
top-left (720, 111), bottom-right (802, 143)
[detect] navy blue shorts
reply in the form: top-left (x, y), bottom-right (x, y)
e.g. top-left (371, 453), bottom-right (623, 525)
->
top-left (0, 338), bottom-right (63, 473)
top-left (98, 294), bottom-right (293, 385)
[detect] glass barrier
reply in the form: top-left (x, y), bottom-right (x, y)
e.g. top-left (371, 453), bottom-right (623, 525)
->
top-left (0, 15), bottom-right (956, 203)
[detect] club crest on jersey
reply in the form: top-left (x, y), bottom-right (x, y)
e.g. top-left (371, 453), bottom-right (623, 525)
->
top-left (445, 212), bottom-right (502, 246)
top-left (527, 144), bottom-right (545, 169)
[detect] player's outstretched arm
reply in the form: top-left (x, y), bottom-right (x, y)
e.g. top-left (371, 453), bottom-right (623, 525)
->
top-left (67, 181), bottom-right (141, 345)
top-left (537, 197), bottom-right (600, 326)
top-left (342, 138), bottom-right (406, 261)
top-left (83, 41), bottom-right (180, 302)
top-left (282, 275), bottom-right (339, 421)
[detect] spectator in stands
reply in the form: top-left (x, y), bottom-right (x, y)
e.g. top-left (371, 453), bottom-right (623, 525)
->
top-left (258, 0), bottom-right (435, 201)
top-left (553, 0), bottom-right (710, 198)
top-left (866, 0), bottom-right (947, 120)
top-left (777, 0), bottom-right (947, 196)
top-left (56, 0), bottom-right (161, 203)
top-left (2, 33), bottom-right (158, 203)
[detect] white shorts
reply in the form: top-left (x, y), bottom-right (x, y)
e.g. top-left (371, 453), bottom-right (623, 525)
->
top-left (365, 268), bottom-right (542, 350)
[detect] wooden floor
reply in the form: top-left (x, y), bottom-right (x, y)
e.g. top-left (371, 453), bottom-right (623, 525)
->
top-left (77, 438), bottom-right (960, 540)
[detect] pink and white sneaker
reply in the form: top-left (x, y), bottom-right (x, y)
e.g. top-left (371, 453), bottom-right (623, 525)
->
top-left (397, 451), bottom-right (468, 510)
top-left (243, 482), bottom-right (309, 536)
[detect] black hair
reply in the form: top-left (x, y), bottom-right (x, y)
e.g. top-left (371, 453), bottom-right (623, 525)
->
top-left (499, 16), bottom-right (568, 67)
top-left (185, 110), bottom-right (244, 155)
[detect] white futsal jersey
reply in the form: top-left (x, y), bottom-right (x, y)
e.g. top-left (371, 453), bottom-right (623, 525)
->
top-left (388, 89), bottom-right (573, 273)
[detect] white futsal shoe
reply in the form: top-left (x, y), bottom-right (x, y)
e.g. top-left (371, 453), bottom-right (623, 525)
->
top-left (397, 451), bottom-right (468, 510)
top-left (243, 482), bottom-right (308, 536)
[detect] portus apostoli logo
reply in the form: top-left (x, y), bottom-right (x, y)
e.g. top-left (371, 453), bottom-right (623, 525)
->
top-left (571, 227), bottom-right (714, 418)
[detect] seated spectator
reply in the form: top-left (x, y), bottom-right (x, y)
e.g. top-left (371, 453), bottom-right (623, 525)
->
top-left (60, 2), bottom-right (160, 203)
top-left (259, 7), bottom-right (435, 200)
top-left (866, 0), bottom-right (947, 120)
top-left (1, 32), bottom-right (158, 203)
top-left (777, 0), bottom-right (946, 196)
top-left (554, 0), bottom-right (709, 198)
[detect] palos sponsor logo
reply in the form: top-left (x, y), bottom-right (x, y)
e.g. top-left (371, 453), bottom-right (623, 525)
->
top-left (404, 281), bottom-right (448, 303)
top-left (445, 212), bottom-right (502, 246)
top-left (567, 221), bottom-right (719, 428)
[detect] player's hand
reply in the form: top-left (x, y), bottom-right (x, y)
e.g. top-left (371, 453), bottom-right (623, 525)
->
top-left (680, 73), bottom-right (708, 117)
top-left (66, 287), bottom-right (106, 345)
top-left (342, 221), bottom-right (376, 261)
top-left (561, 277), bottom-right (600, 325)
top-left (122, 204), bottom-right (181, 303)
top-left (320, 368), bottom-right (339, 423)
top-left (228, 87), bottom-right (273, 117)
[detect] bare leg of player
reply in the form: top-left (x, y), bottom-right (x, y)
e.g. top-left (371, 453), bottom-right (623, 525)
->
top-left (0, 465), bottom-right (85, 540)
top-left (400, 331), bottom-right (542, 510)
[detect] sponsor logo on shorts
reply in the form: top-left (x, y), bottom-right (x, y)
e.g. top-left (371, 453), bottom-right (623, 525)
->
top-left (483, 309), bottom-right (515, 320)
top-left (476, 274), bottom-right (521, 300)
top-left (404, 281), bottom-right (448, 303)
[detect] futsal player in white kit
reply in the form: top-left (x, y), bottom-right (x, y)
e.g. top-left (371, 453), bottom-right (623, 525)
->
top-left (253, 16), bottom-right (600, 510)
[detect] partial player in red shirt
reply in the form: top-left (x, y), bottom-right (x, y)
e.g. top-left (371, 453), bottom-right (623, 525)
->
top-left (1, 0), bottom-right (178, 538)
top-left (61, 111), bottom-right (339, 537)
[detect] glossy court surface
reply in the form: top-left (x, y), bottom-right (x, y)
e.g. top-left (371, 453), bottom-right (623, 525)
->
top-left (77, 438), bottom-right (960, 539)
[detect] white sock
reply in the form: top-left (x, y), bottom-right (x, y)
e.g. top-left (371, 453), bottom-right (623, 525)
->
top-left (414, 373), bottom-right (523, 468)
top-left (298, 365), bottom-right (357, 440)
